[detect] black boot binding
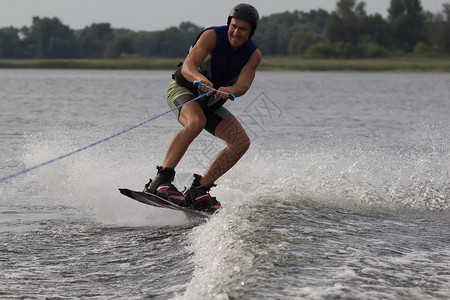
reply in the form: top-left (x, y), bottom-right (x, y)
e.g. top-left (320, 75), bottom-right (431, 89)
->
top-left (144, 166), bottom-right (186, 207)
top-left (184, 174), bottom-right (222, 213)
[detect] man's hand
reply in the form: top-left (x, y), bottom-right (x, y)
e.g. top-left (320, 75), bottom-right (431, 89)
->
top-left (216, 87), bottom-right (234, 100)
top-left (196, 78), bottom-right (214, 94)
top-left (194, 80), bottom-right (235, 100)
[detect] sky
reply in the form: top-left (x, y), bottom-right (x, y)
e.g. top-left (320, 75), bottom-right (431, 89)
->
top-left (0, 0), bottom-right (449, 31)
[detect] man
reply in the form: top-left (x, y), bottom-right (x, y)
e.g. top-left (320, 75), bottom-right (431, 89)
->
top-left (144, 3), bottom-right (261, 213)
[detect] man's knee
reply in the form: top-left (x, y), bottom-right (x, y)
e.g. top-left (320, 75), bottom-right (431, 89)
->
top-left (231, 131), bottom-right (250, 157)
top-left (186, 115), bottom-right (206, 133)
top-left (179, 106), bottom-right (206, 134)
top-left (215, 117), bottom-right (251, 156)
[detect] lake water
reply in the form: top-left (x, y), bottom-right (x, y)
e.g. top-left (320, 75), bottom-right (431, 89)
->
top-left (1, 69), bottom-right (449, 299)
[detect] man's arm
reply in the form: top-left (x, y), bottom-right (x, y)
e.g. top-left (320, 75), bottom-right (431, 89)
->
top-left (181, 29), bottom-right (216, 93)
top-left (218, 49), bottom-right (262, 99)
top-left (181, 28), bottom-right (262, 99)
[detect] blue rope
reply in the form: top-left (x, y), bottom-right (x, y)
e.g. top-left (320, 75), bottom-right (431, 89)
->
top-left (0, 90), bottom-right (215, 183)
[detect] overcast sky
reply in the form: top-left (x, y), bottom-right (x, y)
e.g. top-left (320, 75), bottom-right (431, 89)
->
top-left (1, 0), bottom-right (448, 31)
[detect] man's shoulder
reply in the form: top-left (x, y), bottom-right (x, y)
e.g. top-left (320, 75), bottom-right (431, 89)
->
top-left (194, 28), bottom-right (218, 52)
top-left (212, 25), bottom-right (228, 34)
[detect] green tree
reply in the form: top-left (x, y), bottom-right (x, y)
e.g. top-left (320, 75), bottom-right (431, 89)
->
top-left (157, 27), bottom-right (188, 57)
top-left (254, 11), bottom-right (303, 55)
top-left (0, 27), bottom-right (23, 58)
top-left (388, 0), bottom-right (426, 51)
top-left (298, 9), bottom-right (330, 32)
top-left (360, 13), bottom-right (393, 48)
top-left (133, 22), bottom-right (202, 58)
top-left (305, 42), bottom-right (338, 58)
top-left (441, 3), bottom-right (450, 51)
top-left (288, 32), bottom-right (315, 55)
top-left (104, 33), bottom-right (135, 58)
top-left (361, 42), bottom-right (389, 57)
top-left (28, 17), bottom-right (78, 58)
top-left (77, 23), bottom-right (113, 58)
top-left (133, 31), bottom-right (160, 57)
top-left (427, 4), bottom-right (450, 52)
top-left (159, 22), bottom-right (202, 57)
top-left (325, 0), bottom-right (367, 45)
top-left (253, 10), bottom-right (329, 56)
top-left (445, 3), bottom-right (450, 20)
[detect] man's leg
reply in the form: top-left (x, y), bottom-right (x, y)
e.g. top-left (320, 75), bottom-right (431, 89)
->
top-left (200, 116), bottom-right (250, 185)
top-left (146, 100), bottom-right (206, 203)
top-left (162, 101), bottom-right (206, 168)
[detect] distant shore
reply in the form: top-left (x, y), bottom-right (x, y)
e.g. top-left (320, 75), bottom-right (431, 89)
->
top-left (1, 56), bottom-right (450, 72)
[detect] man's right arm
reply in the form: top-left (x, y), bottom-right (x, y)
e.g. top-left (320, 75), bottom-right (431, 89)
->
top-left (181, 29), bottom-right (217, 93)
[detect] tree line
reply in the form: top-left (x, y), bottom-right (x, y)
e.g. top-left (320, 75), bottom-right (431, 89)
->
top-left (1, 0), bottom-right (449, 59)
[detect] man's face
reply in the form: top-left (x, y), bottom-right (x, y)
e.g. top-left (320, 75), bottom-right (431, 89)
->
top-left (227, 17), bottom-right (252, 50)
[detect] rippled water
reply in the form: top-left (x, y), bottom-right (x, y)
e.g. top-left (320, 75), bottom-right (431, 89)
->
top-left (1, 69), bottom-right (449, 299)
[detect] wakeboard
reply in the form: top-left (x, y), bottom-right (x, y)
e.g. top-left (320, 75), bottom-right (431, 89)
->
top-left (119, 188), bottom-right (212, 218)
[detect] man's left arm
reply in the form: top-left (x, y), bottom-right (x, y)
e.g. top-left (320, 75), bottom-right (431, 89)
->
top-left (217, 49), bottom-right (262, 99)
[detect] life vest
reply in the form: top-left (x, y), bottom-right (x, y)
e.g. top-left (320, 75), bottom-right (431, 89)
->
top-left (200, 25), bottom-right (257, 88)
top-left (173, 25), bottom-right (258, 108)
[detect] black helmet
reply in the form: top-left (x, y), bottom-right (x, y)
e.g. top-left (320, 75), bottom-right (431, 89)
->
top-left (227, 3), bottom-right (259, 37)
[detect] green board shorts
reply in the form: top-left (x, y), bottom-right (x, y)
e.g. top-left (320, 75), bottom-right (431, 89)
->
top-left (166, 80), bottom-right (234, 135)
